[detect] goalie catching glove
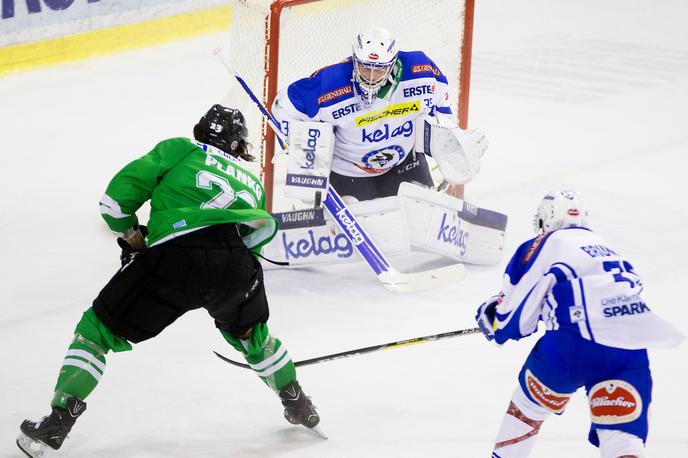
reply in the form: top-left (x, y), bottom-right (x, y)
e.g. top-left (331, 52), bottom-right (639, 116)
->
top-left (415, 114), bottom-right (488, 184)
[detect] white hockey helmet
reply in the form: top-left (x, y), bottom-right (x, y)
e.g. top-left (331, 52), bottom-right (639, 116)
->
top-left (533, 189), bottom-right (589, 234)
top-left (352, 27), bottom-right (398, 105)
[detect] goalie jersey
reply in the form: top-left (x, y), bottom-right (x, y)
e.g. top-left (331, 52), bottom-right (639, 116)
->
top-left (493, 227), bottom-right (684, 349)
top-left (271, 51), bottom-right (452, 177)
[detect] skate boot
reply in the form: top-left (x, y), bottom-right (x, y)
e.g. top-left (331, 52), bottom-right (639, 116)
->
top-left (279, 381), bottom-right (320, 428)
top-left (17, 397), bottom-right (86, 457)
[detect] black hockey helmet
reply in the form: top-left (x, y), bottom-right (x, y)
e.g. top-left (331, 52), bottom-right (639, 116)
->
top-left (193, 104), bottom-right (253, 160)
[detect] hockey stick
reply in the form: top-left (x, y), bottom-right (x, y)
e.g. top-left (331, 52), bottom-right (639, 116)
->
top-left (214, 48), bottom-right (465, 292)
top-left (214, 327), bottom-right (481, 369)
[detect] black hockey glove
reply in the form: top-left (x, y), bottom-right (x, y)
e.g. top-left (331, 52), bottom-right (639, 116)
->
top-left (117, 225), bottom-right (148, 267)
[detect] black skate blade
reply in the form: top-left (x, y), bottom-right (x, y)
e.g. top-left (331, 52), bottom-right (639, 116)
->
top-left (16, 432), bottom-right (53, 458)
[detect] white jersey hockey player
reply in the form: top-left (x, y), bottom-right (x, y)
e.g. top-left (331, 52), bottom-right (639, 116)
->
top-left (475, 189), bottom-right (684, 458)
top-left (271, 26), bottom-right (487, 203)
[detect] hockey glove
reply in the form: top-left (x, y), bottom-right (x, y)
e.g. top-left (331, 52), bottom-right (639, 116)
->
top-left (117, 225), bottom-right (148, 266)
top-left (475, 295), bottom-right (501, 341)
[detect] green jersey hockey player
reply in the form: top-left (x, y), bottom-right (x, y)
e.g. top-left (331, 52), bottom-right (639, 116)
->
top-left (17, 105), bottom-right (320, 457)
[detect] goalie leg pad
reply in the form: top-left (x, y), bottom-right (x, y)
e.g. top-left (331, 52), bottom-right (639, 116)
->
top-left (398, 182), bottom-right (507, 265)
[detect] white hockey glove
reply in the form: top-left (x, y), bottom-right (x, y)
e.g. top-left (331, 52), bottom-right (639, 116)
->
top-left (415, 114), bottom-right (488, 184)
top-left (475, 295), bottom-right (501, 341)
top-left (285, 120), bottom-right (335, 204)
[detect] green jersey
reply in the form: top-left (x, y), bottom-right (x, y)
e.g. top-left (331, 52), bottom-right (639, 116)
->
top-left (99, 137), bottom-right (277, 251)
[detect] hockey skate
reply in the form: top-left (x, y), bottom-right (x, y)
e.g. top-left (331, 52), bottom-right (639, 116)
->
top-left (17, 397), bottom-right (86, 457)
top-left (279, 381), bottom-right (324, 436)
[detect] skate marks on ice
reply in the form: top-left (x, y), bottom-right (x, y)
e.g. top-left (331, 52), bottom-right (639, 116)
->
top-left (473, 34), bottom-right (688, 102)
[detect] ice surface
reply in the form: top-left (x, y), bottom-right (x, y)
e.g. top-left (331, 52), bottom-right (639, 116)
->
top-left (1, 0), bottom-right (687, 456)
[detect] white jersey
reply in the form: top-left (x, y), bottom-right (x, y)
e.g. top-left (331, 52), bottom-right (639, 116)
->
top-left (271, 51), bottom-right (453, 177)
top-left (493, 227), bottom-right (684, 350)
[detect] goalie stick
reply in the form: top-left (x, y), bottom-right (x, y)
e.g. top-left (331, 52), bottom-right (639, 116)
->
top-left (214, 47), bottom-right (465, 292)
top-left (214, 327), bottom-right (481, 369)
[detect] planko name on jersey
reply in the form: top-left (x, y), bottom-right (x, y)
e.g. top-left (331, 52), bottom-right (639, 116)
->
top-left (204, 154), bottom-right (263, 200)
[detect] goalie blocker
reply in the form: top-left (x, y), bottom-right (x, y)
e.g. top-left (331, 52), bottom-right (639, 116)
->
top-left (285, 120), bottom-right (335, 204)
top-left (262, 182), bottom-right (507, 268)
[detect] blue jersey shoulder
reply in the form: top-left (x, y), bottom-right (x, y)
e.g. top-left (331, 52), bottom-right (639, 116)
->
top-left (504, 227), bottom-right (594, 285)
top-left (286, 58), bottom-right (355, 117)
top-left (504, 232), bottom-right (554, 285)
top-left (397, 50), bottom-right (448, 84)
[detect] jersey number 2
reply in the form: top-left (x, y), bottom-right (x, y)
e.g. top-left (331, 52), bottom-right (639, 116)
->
top-left (196, 171), bottom-right (257, 209)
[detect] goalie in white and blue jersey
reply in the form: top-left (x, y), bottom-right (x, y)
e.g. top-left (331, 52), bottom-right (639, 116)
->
top-left (475, 190), bottom-right (684, 458)
top-left (272, 27), bottom-right (488, 205)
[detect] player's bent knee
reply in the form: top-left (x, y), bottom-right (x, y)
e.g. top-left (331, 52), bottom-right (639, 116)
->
top-left (512, 384), bottom-right (552, 420)
top-left (75, 308), bottom-right (133, 353)
top-left (221, 322), bottom-right (271, 356)
top-left (522, 369), bottom-right (573, 414)
top-left (493, 386), bottom-right (551, 454)
top-left (597, 429), bottom-right (645, 458)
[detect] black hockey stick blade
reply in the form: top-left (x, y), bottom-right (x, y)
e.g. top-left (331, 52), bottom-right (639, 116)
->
top-left (214, 327), bottom-right (481, 369)
top-left (213, 351), bottom-right (251, 369)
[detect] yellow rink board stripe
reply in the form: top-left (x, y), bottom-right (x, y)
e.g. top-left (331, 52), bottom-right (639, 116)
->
top-left (0, 4), bottom-right (233, 76)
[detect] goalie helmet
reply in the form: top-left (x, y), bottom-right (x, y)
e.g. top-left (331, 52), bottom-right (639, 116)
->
top-left (193, 104), bottom-right (253, 161)
top-left (352, 27), bottom-right (398, 106)
top-left (533, 189), bottom-right (589, 234)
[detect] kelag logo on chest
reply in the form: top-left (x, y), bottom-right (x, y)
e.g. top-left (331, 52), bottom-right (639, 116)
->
top-left (361, 120), bottom-right (414, 143)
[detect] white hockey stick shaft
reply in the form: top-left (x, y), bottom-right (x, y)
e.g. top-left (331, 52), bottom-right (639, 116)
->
top-left (214, 48), bottom-right (465, 291)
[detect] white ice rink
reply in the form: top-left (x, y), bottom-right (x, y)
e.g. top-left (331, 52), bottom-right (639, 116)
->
top-left (1, 0), bottom-right (687, 456)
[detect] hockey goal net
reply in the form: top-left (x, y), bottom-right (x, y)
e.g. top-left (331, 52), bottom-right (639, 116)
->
top-left (221, 0), bottom-right (475, 211)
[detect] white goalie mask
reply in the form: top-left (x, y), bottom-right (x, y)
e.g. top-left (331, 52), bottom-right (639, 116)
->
top-left (352, 27), bottom-right (398, 106)
top-left (533, 189), bottom-right (589, 234)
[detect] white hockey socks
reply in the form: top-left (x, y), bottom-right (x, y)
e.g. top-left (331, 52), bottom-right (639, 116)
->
top-left (491, 386), bottom-right (550, 458)
top-left (597, 429), bottom-right (645, 458)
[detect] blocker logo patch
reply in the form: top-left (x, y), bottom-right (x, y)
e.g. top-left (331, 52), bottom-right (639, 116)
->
top-left (525, 370), bottom-right (572, 414)
top-left (589, 379), bottom-right (642, 425)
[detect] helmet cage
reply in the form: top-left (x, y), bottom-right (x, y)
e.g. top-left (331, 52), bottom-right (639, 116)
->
top-left (351, 27), bottom-right (398, 106)
top-left (352, 57), bottom-right (395, 105)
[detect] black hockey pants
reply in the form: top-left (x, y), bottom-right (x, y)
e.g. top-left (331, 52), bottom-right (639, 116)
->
top-left (93, 223), bottom-right (269, 343)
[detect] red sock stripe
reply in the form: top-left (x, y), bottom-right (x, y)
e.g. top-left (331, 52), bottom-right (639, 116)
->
top-left (495, 402), bottom-right (544, 449)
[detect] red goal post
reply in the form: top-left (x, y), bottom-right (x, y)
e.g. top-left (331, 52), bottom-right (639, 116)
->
top-left (222, 0), bottom-right (475, 212)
